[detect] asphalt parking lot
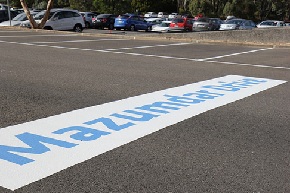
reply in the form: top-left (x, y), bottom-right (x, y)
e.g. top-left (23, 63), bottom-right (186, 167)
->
top-left (0, 28), bottom-right (290, 193)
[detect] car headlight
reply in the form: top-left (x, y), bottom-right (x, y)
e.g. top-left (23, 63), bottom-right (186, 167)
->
top-left (20, 23), bottom-right (31, 27)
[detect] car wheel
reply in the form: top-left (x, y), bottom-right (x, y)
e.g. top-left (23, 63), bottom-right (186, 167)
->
top-left (109, 23), bottom-right (114, 30)
top-left (145, 26), bottom-right (152, 32)
top-left (74, 24), bottom-right (83, 33)
top-left (43, 26), bottom-right (53, 30)
top-left (85, 22), bottom-right (90, 28)
top-left (130, 25), bottom-right (135, 31)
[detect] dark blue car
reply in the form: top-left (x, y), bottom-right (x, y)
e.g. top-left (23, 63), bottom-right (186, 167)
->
top-left (114, 14), bottom-right (153, 31)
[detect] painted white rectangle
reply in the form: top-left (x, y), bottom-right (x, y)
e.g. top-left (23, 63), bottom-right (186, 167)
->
top-left (0, 75), bottom-right (286, 190)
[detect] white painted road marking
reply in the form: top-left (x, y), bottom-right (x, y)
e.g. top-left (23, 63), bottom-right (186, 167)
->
top-left (0, 40), bottom-right (289, 70)
top-left (0, 75), bottom-right (286, 190)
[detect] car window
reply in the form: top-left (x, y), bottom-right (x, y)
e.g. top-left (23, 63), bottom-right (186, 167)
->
top-left (131, 16), bottom-right (138, 21)
top-left (72, 12), bottom-right (80, 17)
top-left (34, 11), bottom-right (55, 20)
top-left (118, 15), bottom-right (129, 19)
top-left (172, 18), bottom-right (184, 23)
top-left (54, 12), bottom-right (65, 19)
top-left (64, 11), bottom-right (74, 18)
top-left (226, 19), bottom-right (244, 24)
top-left (198, 18), bottom-right (209, 22)
top-left (97, 14), bottom-right (109, 18)
top-left (12, 13), bottom-right (26, 21)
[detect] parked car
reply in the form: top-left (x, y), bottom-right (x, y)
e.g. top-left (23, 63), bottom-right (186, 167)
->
top-left (114, 14), bottom-right (153, 31)
top-left (0, 3), bottom-right (8, 10)
top-left (151, 21), bottom-right (172, 33)
top-left (80, 12), bottom-right (96, 28)
top-left (169, 16), bottom-right (194, 31)
top-left (0, 10), bottom-right (17, 23)
top-left (92, 14), bottom-right (117, 30)
top-left (192, 17), bottom-right (210, 31)
top-left (157, 12), bottom-right (169, 18)
top-left (20, 9), bottom-right (85, 32)
top-left (145, 17), bottom-right (164, 25)
top-left (219, 19), bottom-right (255, 30)
top-left (208, 18), bottom-right (223, 30)
top-left (256, 20), bottom-right (286, 28)
top-left (168, 13), bottom-right (181, 20)
top-left (238, 20), bottom-right (256, 30)
top-left (0, 11), bottom-right (38, 26)
top-left (144, 12), bottom-right (158, 18)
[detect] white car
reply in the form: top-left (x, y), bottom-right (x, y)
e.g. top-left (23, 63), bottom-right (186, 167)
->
top-left (151, 21), bottom-right (172, 33)
top-left (20, 8), bottom-right (85, 32)
top-left (157, 12), bottom-right (169, 18)
top-left (168, 13), bottom-right (181, 20)
top-left (257, 20), bottom-right (286, 28)
top-left (0, 11), bottom-right (38, 26)
top-left (145, 18), bottom-right (164, 25)
top-left (144, 12), bottom-right (158, 18)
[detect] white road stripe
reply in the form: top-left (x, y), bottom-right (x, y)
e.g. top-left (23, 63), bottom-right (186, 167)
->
top-left (0, 34), bottom-right (79, 38)
top-left (1, 40), bottom-right (288, 70)
top-left (30, 39), bottom-right (127, 44)
top-left (207, 61), bottom-right (290, 70)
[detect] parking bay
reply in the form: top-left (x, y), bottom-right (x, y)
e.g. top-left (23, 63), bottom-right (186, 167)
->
top-left (0, 29), bottom-right (290, 193)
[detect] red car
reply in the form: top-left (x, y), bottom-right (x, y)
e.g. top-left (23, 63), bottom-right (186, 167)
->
top-left (169, 16), bottom-right (194, 32)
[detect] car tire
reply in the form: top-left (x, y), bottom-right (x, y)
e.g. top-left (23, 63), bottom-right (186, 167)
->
top-left (109, 23), bottom-right (114, 30)
top-left (85, 22), bottom-right (90, 28)
top-left (43, 26), bottom-right (53, 30)
top-left (74, 24), bottom-right (83, 33)
top-left (145, 26), bottom-right (152, 32)
top-left (130, 25), bottom-right (135, 31)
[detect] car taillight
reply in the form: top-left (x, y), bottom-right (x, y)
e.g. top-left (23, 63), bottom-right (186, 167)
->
top-left (102, 18), bottom-right (107, 22)
top-left (92, 18), bottom-right (96, 22)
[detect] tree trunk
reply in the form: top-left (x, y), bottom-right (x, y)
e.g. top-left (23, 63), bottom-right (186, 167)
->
top-left (20, 0), bottom-right (54, 29)
top-left (20, 0), bottom-right (38, 28)
top-left (38, 0), bottom-right (54, 29)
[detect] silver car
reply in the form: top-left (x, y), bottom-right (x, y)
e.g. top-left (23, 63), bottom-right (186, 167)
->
top-left (192, 17), bottom-right (210, 31)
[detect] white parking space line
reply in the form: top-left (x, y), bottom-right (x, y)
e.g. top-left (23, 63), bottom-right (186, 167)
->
top-left (200, 48), bottom-right (274, 61)
top-left (0, 34), bottom-right (79, 38)
top-left (30, 39), bottom-right (127, 44)
top-left (207, 61), bottom-right (290, 70)
top-left (1, 40), bottom-right (289, 70)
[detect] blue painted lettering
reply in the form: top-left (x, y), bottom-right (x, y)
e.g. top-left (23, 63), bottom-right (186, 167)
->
top-left (84, 117), bottom-right (134, 131)
top-left (0, 132), bottom-right (77, 165)
top-left (53, 126), bottom-right (110, 141)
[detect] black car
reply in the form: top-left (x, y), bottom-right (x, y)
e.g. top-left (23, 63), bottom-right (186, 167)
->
top-left (0, 10), bottom-right (17, 23)
top-left (208, 18), bottom-right (224, 31)
top-left (92, 14), bottom-right (117, 30)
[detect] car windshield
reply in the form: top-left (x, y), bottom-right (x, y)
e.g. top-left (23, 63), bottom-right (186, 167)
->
top-left (197, 18), bottom-right (209, 22)
top-left (226, 19), bottom-right (244, 24)
top-left (118, 15), bottom-right (129, 19)
top-left (160, 22), bottom-right (170, 27)
top-left (34, 11), bottom-right (55, 20)
top-left (172, 18), bottom-right (184, 23)
top-left (12, 13), bottom-right (26, 21)
top-left (97, 14), bottom-right (110, 19)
